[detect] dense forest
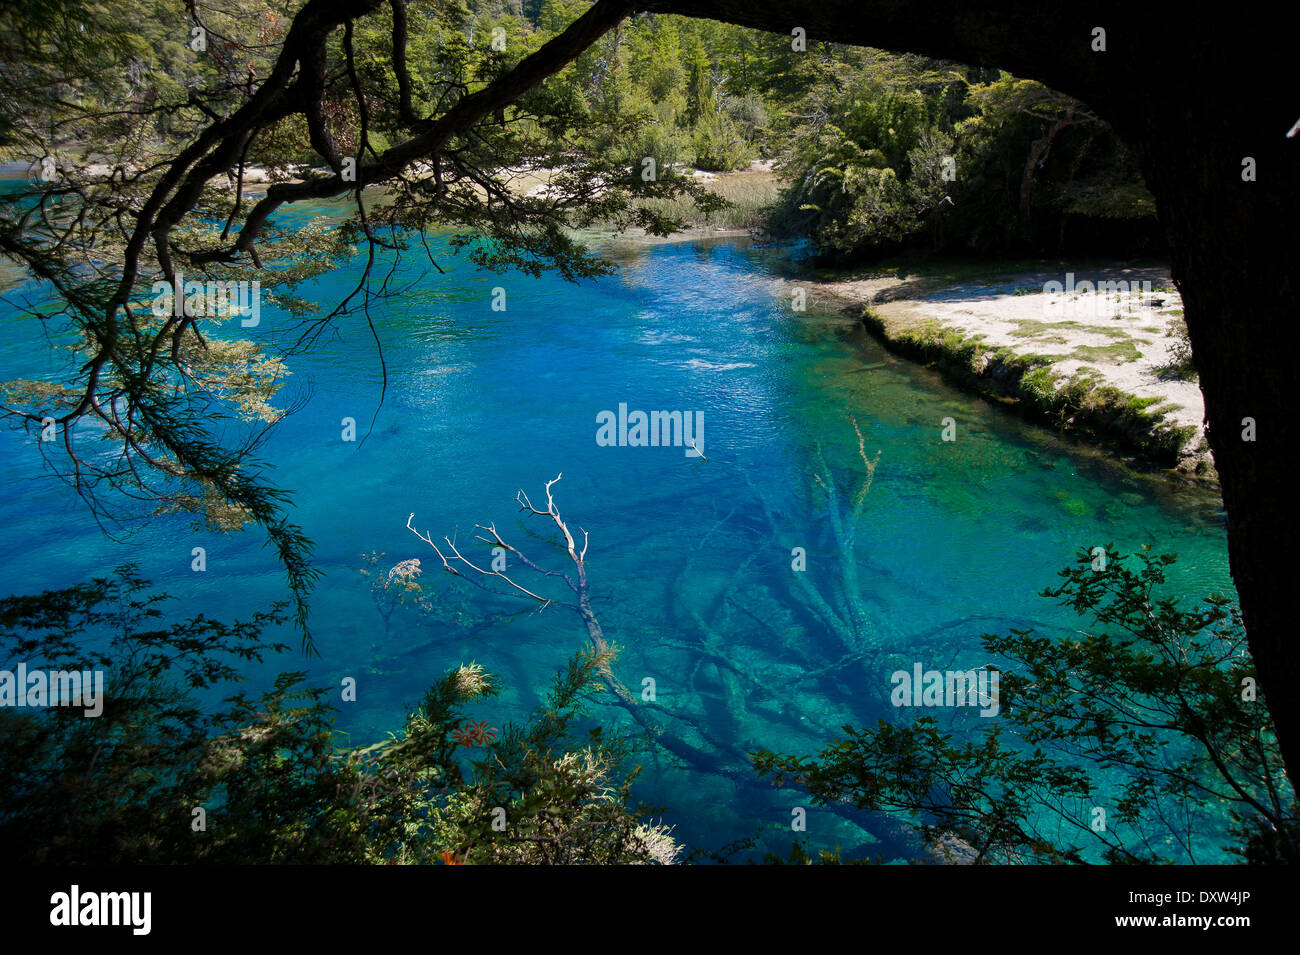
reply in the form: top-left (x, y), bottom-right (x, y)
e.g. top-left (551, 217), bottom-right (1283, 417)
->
top-left (1, 0), bottom-right (1160, 261)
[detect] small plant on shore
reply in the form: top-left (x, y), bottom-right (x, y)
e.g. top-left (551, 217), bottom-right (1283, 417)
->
top-left (1157, 316), bottom-right (1198, 380)
top-left (1019, 363), bottom-right (1060, 407)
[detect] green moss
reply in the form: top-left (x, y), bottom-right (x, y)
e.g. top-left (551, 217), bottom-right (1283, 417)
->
top-left (1072, 340), bottom-right (1143, 363)
top-left (1055, 494), bottom-right (1091, 518)
top-left (855, 303), bottom-right (1203, 472)
top-left (1010, 319), bottom-right (1134, 340)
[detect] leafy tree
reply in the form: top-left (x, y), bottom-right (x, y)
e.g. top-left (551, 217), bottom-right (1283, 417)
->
top-left (752, 548), bottom-right (1297, 863)
top-left (691, 104), bottom-right (753, 172)
top-left (0, 0), bottom-right (722, 646)
top-left (769, 52), bottom-right (1157, 260)
top-left (0, 567), bottom-right (680, 863)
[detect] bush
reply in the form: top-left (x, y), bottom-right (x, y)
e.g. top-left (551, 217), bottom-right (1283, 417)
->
top-left (691, 106), bottom-right (754, 171)
top-left (0, 568), bottom-right (679, 864)
top-left (752, 548), bottom-right (1297, 863)
top-left (1158, 315), bottom-right (1197, 380)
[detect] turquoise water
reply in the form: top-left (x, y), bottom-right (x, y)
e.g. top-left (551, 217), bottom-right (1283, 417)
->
top-left (0, 222), bottom-right (1233, 860)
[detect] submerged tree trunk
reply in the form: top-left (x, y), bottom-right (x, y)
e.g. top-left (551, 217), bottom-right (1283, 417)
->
top-left (639, 0), bottom-right (1300, 777)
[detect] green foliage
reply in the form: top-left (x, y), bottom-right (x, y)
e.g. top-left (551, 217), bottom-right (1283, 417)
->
top-left (689, 98), bottom-right (752, 173)
top-left (769, 58), bottom-right (1156, 260)
top-left (0, 0), bottom-right (1168, 687)
top-left (1157, 316), bottom-right (1198, 381)
top-left (0, 1), bottom-right (743, 638)
top-left (0, 567), bottom-right (679, 864)
top-left (751, 548), bottom-right (1297, 863)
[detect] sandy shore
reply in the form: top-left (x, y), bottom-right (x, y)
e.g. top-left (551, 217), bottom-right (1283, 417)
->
top-left (788, 262), bottom-right (1212, 481)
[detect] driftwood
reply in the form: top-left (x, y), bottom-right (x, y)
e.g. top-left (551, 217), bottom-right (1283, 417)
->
top-left (404, 442), bottom-right (930, 858)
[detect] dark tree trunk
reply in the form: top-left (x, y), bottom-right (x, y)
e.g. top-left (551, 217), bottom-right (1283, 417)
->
top-left (1137, 134), bottom-right (1299, 780)
top-left (640, 0), bottom-right (1300, 776)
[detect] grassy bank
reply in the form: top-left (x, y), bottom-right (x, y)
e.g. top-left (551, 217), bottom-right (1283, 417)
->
top-left (795, 262), bottom-right (1215, 484)
top-left (581, 162), bottom-right (779, 235)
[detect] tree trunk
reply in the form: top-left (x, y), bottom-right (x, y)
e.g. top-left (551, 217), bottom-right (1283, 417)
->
top-left (1135, 126), bottom-right (1300, 778)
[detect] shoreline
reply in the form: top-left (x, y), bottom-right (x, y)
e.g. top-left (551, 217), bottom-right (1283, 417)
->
top-left (781, 260), bottom-right (1215, 487)
top-left (2, 158), bottom-right (1215, 487)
